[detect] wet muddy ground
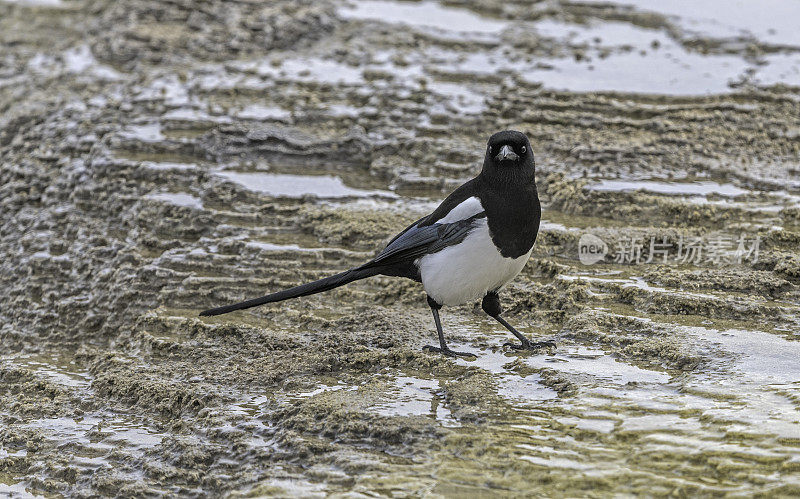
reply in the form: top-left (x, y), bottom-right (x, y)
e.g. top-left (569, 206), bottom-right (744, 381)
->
top-left (1, 0), bottom-right (800, 496)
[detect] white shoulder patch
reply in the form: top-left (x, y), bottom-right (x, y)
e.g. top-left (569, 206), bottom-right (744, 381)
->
top-left (437, 196), bottom-right (484, 224)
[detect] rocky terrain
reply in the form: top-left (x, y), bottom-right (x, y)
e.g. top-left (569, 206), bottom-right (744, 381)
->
top-left (1, 0), bottom-right (800, 496)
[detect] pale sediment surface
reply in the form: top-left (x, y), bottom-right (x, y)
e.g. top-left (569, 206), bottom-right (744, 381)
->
top-left (1, 0), bottom-right (800, 496)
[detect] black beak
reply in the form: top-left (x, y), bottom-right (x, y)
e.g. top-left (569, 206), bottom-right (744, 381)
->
top-left (495, 144), bottom-right (518, 162)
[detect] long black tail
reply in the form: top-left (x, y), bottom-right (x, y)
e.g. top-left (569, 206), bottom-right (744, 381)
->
top-left (199, 267), bottom-right (380, 317)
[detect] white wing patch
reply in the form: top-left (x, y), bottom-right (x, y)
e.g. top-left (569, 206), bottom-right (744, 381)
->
top-left (436, 196), bottom-right (484, 224)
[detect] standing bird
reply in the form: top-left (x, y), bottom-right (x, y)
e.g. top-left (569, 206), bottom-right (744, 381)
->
top-left (200, 130), bottom-right (554, 357)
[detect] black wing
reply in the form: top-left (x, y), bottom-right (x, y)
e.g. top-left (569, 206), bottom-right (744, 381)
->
top-left (358, 211), bottom-right (486, 270)
top-left (384, 214), bottom-right (429, 247)
top-left (384, 177), bottom-right (483, 247)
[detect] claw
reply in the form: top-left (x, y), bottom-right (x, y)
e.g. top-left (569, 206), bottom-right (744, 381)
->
top-left (423, 345), bottom-right (476, 358)
top-left (504, 339), bottom-right (557, 351)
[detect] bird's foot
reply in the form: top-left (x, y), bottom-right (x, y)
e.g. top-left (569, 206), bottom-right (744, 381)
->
top-left (423, 345), bottom-right (476, 358)
top-left (504, 338), bottom-right (557, 352)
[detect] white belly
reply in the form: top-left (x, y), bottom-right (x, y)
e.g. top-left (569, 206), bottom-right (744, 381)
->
top-left (416, 219), bottom-right (532, 307)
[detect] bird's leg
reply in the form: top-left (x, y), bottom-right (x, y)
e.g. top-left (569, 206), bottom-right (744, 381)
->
top-left (481, 292), bottom-right (556, 351)
top-left (423, 296), bottom-right (475, 358)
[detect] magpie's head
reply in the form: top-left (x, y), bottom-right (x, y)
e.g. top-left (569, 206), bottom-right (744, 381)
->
top-left (482, 130), bottom-right (535, 182)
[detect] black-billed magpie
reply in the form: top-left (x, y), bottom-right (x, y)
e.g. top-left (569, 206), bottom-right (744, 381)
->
top-left (200, 130), bottom-right (554, 357)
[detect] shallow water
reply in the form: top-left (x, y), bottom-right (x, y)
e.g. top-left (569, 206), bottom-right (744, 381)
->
top-left (145, 192), bottom-right (204, 210)
top-left (588, 179), bottom-right (750, 196)
top-left (1, 0), bottom-right (799, 496)
top-left (582, 0), bottom-right (800, 46)
top-left (215, 171), bottom-right (398, 199)
top-left (341, 0), bottom-right (509, 38)
top-left (342, 0), bottom-right (800, 94)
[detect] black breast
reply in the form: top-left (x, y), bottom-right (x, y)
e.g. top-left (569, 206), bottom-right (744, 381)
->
top-left (480, 183), bottom-right (541, 259)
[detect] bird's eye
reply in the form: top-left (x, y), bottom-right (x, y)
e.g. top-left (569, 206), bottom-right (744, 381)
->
top-left (521, 146), bottom-right (527, 154)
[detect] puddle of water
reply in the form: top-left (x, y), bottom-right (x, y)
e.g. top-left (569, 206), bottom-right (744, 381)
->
top-left (370, 375), bottom-right (456, 425)
top-left (553, 416), bottom-right (617, 434)
top-left (241, 241), bottom-right (362, 256)
top-left (1, 353), bottom-right (92, 389)
top-left (62, 45), bottom-right (118, 80)
top-left (134, 74), bottom-right (193, 106)
top-left (18, 415), bottom-right (162, 455)
top-left (245, 241), bottom-right (315, 253)
top-left (0, 449), bottom-right (27, 459)
top-left (232, 50), bottom-right (479, 116)
top-left (92, 419), bottom-right (164, 449)
top-left (421, 304), bottom-right (793, 465)
top-left (429, 38), bottom-right (748, 95)
top-left (215, 171), bottom-right (398, 199)
top-left (162, 107), bottom-right (232, 123)
top-left (425, 80), bottom-right (486, 114)
top-left (227, 394), bottom-right (272, 418)
top-left (539, 220), bottom-right (574, 232)
top-left (534, 18), bottom-right (659, 47)
top-left (0, 480), bottom-right (44, 499)
top-left (494, 373), bottom-right (559, 404)
top-left (340, 0), bottom-right (509, 41)
top-left (321, 104), bottom-right (367, 117)
top-left (497, 318), bottom-right (800, 485)
top-left (295, 384), bottom-right (349, 398)
top-left (558, 274), bottom-right (722, 301)
top-left (243, 58), bottom-right (365, 85)
top-left (518, 452), bottom-right (593, 470)
top-left (683, 324), bottom-right (800, 384)
top-left (524, 48), bottom-right (750, 95)
top-left (586, 314), bottom-right (800, 441)
top-left (533, 1), bottom-right (800, 91)
top-left (588, 179), bottom-right (750, 197)
top-left (414, 308), bottom-right (800, 489)
top-left (580, 0), bottom-right (800, 47)
top-left (140, 160), bottom-right (197, 171)
top-left (686, 196), bottom-right (786, 214)
top-left (443, 317), bottom-right (669, 403)
top-left (368, 6), bottom-right (800, 94)
top-left (618, 413), bottom-right (703, 433)
top-left (579, 178), bottom-right (800, 214)
top-left (246, 478), bottom-right (327, 497)
top-left (119, 123), bottom-right (164, 143)
top-left (145, 192), bottom-right (204, 210)
top-left (525, 346), bottom-right (670, 384)
top-left (234, 104), bottom-right (292, 121)
top-left (61, 45), bottom-right (93, 73)
top-left (2, 0), bottom-right (63, 6)
top-left (220, 6), bottom-right (800, 111)
top-left (26, 44), bottom-right (121, 81)
top-left (755, 52), bottom-right (800, 87)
